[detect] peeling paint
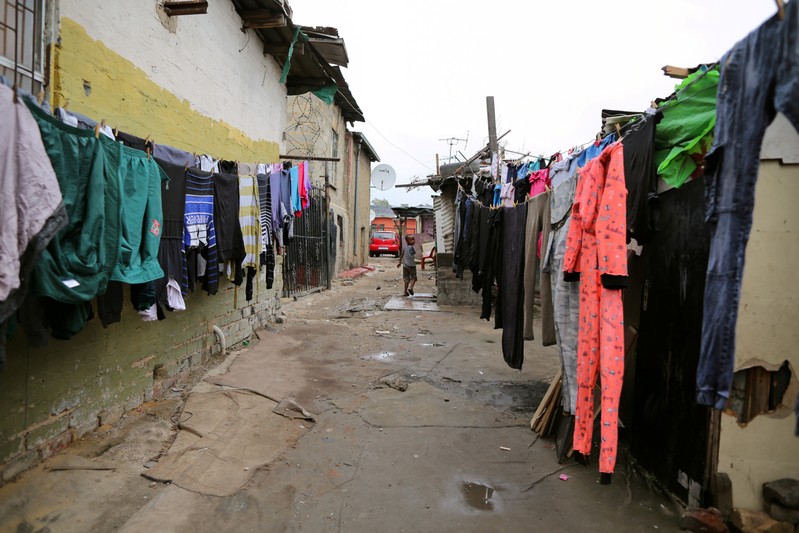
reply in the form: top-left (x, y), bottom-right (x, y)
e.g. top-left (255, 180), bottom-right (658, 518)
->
top-left (54, 18), bottom-right (280, 163)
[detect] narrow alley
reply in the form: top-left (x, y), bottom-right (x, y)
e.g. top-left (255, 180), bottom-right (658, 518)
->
top-left (0, 259), bottom-right (680, 532)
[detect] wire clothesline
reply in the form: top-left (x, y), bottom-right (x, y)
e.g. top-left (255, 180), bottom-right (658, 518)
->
top-left (488, 62), bottom-right (720, 175)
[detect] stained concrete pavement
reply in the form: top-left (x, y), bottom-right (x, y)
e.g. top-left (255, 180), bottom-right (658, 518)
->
top-left (0, 257), bottom-right (682, 532)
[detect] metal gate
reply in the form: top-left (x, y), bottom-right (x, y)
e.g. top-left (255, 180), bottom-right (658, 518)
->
top-left (282, 186), bottom-right (329, 297)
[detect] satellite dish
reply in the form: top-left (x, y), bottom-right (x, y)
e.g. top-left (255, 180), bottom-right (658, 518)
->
top-left (370, 164), bottom-right (396, 191)
top-left (369, 209), bottom-right (376, 222)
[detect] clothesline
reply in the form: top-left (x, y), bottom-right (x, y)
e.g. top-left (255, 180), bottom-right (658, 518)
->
top-left (494, 65), bottom-right (720, 175)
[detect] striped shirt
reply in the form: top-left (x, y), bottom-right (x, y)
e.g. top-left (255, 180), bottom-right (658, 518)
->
top-left (183, 170), bottom-right (219, 293)
top-left (239, 174), bottom-right (261, 269)
top-left (257, 173), bottom-right (272, 249)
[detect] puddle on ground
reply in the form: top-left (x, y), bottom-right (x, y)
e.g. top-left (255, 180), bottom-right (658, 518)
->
top-left (461, 481), bottom-right (495, 511)
top-left (361, 351), bottom-right (396, 361)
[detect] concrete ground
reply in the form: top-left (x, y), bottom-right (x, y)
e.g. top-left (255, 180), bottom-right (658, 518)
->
top-left (0, 257), bottom-right (683, 532)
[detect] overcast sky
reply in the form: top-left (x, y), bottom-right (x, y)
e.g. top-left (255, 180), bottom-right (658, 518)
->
top-left (290, 0), bottom-right (776, 207)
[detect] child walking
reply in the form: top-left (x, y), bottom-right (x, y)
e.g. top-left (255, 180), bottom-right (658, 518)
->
top-left (397, 234), bottom-right (417, 296)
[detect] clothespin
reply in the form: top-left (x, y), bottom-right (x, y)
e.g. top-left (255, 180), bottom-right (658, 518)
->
top-left (776, 0), bottom-right (785, 19)
top-left (94, 123), bottom-right (101, 139)
top-left (113, 124), bottom-right (119, 137)
top-left (36, 91), bottom-right (45, 105)
top-left (615, 123), bottom-right (622, 139)
top-left (62, 100), bottom-right (70, 110)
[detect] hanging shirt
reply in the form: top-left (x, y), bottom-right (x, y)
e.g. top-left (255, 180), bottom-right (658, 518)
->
top-left (577, 133), bottom-right (617, 168)
top-left (501, 182), bottom-right (515, 207)
top-left (269, 167), bottom-right (283, 236)
top-left (154, 158), bottom-right (188, 304)
top-left (183, 169), bottom-right (219, 293)
top-left (239, 174), bottom-right (261, 269)
top-left (0, 87), bottom-right (66, 316)
top-left (303, 161), bottom-right (312, 207)
top-left (299, 161), bottom-right (309, 212)
top-left (213, 171), bottom-right (245, 284)
top-left (257, 173), bottom-right (272, 248)
top-left (512, 178), bottom-right (531, 204)
top-left (500, 163), bottom-right (509, 184)
top-left (528, 169), bottom-right (551, 198)
top-left (290, 166), bottom-right (301, 215)
top-left (199, 155), bottom-right (219, 173)
top-left (492, 184), bottom-right (502, 207)
top-left (622, 112), bottom-right (661, 244)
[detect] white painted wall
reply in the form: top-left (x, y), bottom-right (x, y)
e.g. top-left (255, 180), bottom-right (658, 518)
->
top-left (59, 0), bottom-right (287, 148)
top-left (718, 114), bottom-right (799, 511)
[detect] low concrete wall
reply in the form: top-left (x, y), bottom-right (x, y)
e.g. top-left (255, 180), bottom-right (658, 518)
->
top-left (0, 259), bottom-right (282, 482)
top-left (436, 253), bottom-right (481, 307)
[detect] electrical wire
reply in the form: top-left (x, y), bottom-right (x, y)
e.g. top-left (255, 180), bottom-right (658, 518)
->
top-left (365, 120), bottom-right (435, 171)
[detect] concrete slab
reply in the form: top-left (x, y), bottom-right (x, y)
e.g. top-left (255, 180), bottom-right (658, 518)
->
top-left (144, 390), bottom-right (306, 497)
top-left (346, 381), bottom-right (527, 429)
top-left (384, 294), bottom-right (440, 312)
top-left (0, 256), bottom-right (684, 532)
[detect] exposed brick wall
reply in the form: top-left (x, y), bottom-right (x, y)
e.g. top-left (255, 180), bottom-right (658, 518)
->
top-left (0, 258), bottom-right (283, 481)
top-left (436, 253), bottom-right (481, 307)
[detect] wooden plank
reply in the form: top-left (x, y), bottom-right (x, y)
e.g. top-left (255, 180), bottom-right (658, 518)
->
top-left (531, 370), bottom-right (561, 431)
top-left (743, 366), bottom-right (771, 423)
top-left (242, 15), bottom-right (287, 29)
top-left (541, 379), bottom-right (562, 436)
top-left (661, 65), bottom-right (691, 79)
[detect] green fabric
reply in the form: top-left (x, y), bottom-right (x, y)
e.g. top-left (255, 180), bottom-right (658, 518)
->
top-left (111, 145), bottom-right (165, 284)
top-left (654, 66), bottom-right (719, 188)
top-left (26, 102), bottom-right (122, 304)
top-left (279, 27), bottom-right (303, 84)
top-left (312, 84), bottom-right (338, 105)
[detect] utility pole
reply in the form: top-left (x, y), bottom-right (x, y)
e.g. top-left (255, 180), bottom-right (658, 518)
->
top-left (486, 96), bottom-right (498, 181)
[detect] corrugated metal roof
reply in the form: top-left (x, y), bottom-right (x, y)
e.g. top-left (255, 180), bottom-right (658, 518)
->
top-left (352, 131), bottom-right (380, 162)
top-left (231, 0), bottom-right (333, 92)
top-left (370, 204), bottom-right (395, 218)
top-left (300, 26), bottom-right (348, 67)
top-left (433, 196), bottom-right (455, 254)
top-left (439, 160), bottom-right (481, 178)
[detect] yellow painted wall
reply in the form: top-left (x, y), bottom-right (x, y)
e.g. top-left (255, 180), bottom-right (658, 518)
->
top-left (718, 158), bottom-right (799, 510)
top-left (0, 12), bottom-right (288, 477)
top-left (52, 18), bottom-right (279, 163)
top-left (354, 141), bottom-right (374, 266)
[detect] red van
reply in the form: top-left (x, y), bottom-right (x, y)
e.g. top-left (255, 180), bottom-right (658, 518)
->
top-left (369, 231), bottom-right (400, 257)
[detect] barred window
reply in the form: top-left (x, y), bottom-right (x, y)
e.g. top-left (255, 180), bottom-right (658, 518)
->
top-left (330, 128), bottom-right (339, 179)
top-left (0, 0), bottom-right (46, 94)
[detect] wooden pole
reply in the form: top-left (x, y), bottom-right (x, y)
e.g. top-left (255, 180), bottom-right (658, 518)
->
top-left (435, 153), bottom-right (440, 176)
top-left (486, 96), bottom-right (498, 181)
top-left (324, 165), bottom-right (332, 290)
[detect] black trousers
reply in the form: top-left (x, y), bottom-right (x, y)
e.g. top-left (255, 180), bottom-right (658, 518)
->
top-left (501, 205), bottom-right (527, 370)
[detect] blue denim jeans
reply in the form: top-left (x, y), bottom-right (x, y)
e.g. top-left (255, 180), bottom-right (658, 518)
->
top-left (697, 1), bottom-right (799, 409)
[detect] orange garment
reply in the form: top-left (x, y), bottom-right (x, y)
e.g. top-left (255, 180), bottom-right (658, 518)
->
top-left (562, 142), bottom-right (628, 474)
